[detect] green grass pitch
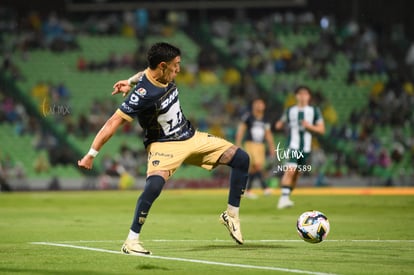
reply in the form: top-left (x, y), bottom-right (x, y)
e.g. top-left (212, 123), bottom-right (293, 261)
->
top-left (1, 189), bottom-right (413, 274)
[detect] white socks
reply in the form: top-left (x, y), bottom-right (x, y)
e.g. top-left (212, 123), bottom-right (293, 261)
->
top-left (281, 186), bottom-right (292, 197)
top-left (227, 204), bottom-right (239, 217)
top-left (127, 229), bottom-right (139, 241)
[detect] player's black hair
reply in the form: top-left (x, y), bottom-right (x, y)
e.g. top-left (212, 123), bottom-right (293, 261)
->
top-left (147, 42), bottom-right (181, 69)
top-left (294, 85), bottom-right (312, 95)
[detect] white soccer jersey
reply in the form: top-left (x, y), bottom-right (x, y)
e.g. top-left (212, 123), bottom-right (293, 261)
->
top-left (281, 105), bottom-right (323, 153)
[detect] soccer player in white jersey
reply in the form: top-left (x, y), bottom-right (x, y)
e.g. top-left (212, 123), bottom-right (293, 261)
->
top-left (275, 86), bottom-right (325, 209)
top-left (78, 42), bottom-right (250, 254)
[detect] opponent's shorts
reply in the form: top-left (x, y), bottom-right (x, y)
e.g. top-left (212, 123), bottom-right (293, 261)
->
top-left (285, 148), bottom-right (310, 168)
top-left (146, 131), bottom-right (233, 175)
top-left (244, 141), bottom-right (265, 170)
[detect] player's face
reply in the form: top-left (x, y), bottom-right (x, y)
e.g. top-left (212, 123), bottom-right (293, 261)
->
top-left (160, 56), bottom-right (181, 83)
top-left (296, 89), bottom-right (311, 106)
top-left (252, 99), bottom-right (265, 112)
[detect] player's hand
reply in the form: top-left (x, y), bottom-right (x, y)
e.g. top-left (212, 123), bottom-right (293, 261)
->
top-left (275, 121), bottom-right (284, 130)
top-left (302, 120), bottom-right (311, 129)
top-left (78, 155), bottom-right (95, 170)
top-left (112, 80), bottom-right (131, 97)
top-left (269, 149), bottom-right (276, 159)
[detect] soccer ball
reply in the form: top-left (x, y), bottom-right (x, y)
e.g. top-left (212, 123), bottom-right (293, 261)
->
top-left (296, 210), bottom-right (330, 243)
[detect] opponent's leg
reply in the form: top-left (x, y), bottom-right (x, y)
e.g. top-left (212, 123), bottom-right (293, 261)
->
top-left (245, 171), bottom-right (258, 199)
top-left (277, 169), bottom-right (297, 209)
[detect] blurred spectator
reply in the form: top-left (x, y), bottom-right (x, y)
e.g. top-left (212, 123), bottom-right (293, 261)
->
top-left (0, 151), bottom-right (26, 186)
top-left (42, 12), bottom-right (78, 52)
top-left (77, 56), bottom-right (87, 71)
top-left (406, 42), bottom-right (414, 79)
top-left (31, 81), bottom-right (50, 104)
top-left (223, 66), bottom-right (242, 87)
top-left (378, 148), bottom-right (391, 168)
top-left (33, 150), bottom-right (51, 174)
top-left (55, 82), bottom-right (70, 102)
top-left (118, 144), bottom-right (138, 176)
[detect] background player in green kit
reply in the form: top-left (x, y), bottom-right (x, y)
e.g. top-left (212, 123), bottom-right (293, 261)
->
top-left (275, 86), bottom-right (325, 209)
top-left (78, 42), bottom-right (250, 254)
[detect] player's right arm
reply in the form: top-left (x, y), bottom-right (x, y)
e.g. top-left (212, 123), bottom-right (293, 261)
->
top-left (275, 110), bottom-right (287, 130)
top-left (78, 112), bottom-right (126, 170)
top-left (112, 71), bottom-right (145, 97)
top-left (275, 120), bottom-right (284, 130)
top-left (234, 122), bottom-right (247, 147)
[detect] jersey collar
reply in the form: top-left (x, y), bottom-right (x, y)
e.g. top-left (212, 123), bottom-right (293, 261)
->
top-left (145, 69), bottom-right (169, 88)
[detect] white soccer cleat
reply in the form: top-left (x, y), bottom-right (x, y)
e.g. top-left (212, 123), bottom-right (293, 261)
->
top-left (263, 188), bottom-right (273, 196)
top-left (277, 196), bottom-right (294, 209)
top-left (219, 211), bottom-right (244, 244)
top-left (121, 239), bottom-right (151, 255)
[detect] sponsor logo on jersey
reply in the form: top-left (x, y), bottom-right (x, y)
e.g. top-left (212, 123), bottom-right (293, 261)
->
top-left (121, 102), bottom-right (133, 112)
top-left (129, 93), bottom-right (140, 105)
top-left (160, 89), bottom-right (178, 109)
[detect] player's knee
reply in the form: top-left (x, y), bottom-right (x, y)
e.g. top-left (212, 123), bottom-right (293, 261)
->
top-left (147, 170), bottom-right (170, 181)
top-left (143, 175), bottom-right (165, 200)
top-left (228, 148), bottom-right (250, 171)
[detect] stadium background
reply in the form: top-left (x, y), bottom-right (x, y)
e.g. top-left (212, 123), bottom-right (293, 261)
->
top-left (1, 0), bottom-right (413, 191)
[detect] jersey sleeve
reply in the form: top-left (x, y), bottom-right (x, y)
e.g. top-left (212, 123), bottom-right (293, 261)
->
top-left (313, 106), bottom-right (324, 124)
top-left (116, 108), bottom-right (133, 122)
top-left (117, 85), bottom-right (150, 121)
top-left (241, 112), bottom-right (250, 124)
top-left (280, 108), bottom-right (289, 123)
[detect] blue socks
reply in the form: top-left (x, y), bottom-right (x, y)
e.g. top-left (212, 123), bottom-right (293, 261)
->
top-left (227, 149), bottom-right (250, 207)
top-left (130, 175), bottom-right (165, 233)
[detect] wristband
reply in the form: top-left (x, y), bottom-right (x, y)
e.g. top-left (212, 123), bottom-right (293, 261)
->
top-left (127, 77), bottom-right (135, 86)
top-left (87, 148), bottom-right (99, 158)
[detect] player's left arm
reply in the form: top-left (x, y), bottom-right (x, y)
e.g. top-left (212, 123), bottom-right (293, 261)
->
top-left (302, 106), bottom-right (325, 135)
top-left (302, 120), bottom-right (325, 135)
top-left (78, 112), bottom-right (127, 170)
top-left (265, 127), bottom-right (276, 158)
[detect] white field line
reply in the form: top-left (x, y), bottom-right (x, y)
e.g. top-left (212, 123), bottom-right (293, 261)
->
top-left (30, 241), bottom-right (338, 275)
top-left (43, 239), bottom-right (414, 244)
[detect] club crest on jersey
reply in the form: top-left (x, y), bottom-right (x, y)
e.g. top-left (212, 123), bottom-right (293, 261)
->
top-left (136, 87), bottom-right (147, 97)
top-left (161, 89), bottom-right (178, 109)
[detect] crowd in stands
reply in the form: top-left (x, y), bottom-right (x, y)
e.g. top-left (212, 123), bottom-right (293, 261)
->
top-left (76, 51), bottom-right (137, 72)
top-left (207, 12), bottom-right (413, 182)
top-left (329, 72), bottom-right (414, 180)
top-left (1, 9), bottom-right (78, 53)
top-left (1, 6), bottom-right (413, 185)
